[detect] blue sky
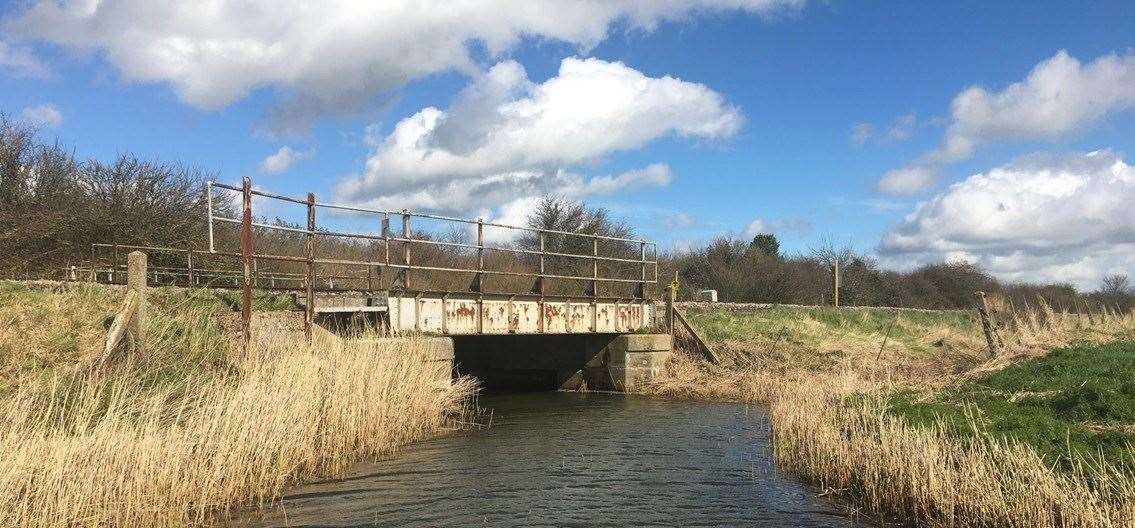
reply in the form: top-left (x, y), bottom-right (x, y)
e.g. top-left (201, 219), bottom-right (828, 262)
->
top-left (2, 1), bottom-right (1133, 289)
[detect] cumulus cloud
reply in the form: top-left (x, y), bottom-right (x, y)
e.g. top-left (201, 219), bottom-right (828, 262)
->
top-left (876, 164), bottom-right (938, 195)
top-left (879, 50), bottom-right (1135, 194)
top-left (0, 40), bottom-right (50, 79)
top-left (5, 0), bottom-right (798, 130)
top-left (259, 146), bottom-right (312, 175)
top-left (334, 57), bottom-right (740, 218)
top-left (744, 216), bottom-right (812, 238)
top-left (18, 104), bottom-right (62, 127)
top-left (878, 150), bottom-right (1135, 290)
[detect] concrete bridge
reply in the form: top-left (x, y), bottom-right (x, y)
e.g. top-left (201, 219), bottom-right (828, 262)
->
top-left (84, 177), bottom-right (675, 392)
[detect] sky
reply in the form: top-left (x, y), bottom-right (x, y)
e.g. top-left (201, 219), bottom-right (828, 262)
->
top-left (1, 0), bottom-right (1133, 290)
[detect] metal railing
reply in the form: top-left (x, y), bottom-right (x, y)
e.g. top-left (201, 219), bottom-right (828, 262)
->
top-left (204, 178), bottom-right (659, 342)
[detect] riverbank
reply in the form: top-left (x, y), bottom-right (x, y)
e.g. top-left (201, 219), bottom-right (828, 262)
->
top-left (651, 302), bottom-right (1135, 527)
top-left (0, 281), bottom-right (475, 527)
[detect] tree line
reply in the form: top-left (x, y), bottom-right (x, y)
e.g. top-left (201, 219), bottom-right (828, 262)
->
top-left (2, 114), bottom-right (1130, 311)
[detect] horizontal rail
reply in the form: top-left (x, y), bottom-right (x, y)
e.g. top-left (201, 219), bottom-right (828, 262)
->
top-left (209, 181), bottom-right (656, 246)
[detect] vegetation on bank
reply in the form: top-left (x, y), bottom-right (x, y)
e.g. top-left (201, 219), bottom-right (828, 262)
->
top-left (653, 302), bottom-right (1135, 527)
top-left (887, 341), bottom-right (1135, 472)
top-left (0, 281), bottom-right (475, 527)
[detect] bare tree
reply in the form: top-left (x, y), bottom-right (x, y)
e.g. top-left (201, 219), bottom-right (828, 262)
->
top-left (1100, 274), bottom-right (1131, 296)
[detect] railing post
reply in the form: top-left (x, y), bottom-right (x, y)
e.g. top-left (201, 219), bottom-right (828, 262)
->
top-left (382, 213), bottom-right (391, 289)
top-left (402, 210), bottom-right (411, 290)
top-left (638, 241), bottom-right (647, 300)
top-left (305, 192), bottom-right (316, 343)
top-left (476, 219), bottom-right (484, 334)
top-left (240, 177), bottom-right (254, 349)
top-left (537, 232), bottom-right (546, 295)
top-left (591, 238), bottom-right (598, 298)
top-left (469, 219), bottom-right (484, 293)
top-left (537, 232), bottom-right (545, 333)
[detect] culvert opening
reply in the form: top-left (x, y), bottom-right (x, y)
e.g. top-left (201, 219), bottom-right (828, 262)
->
top-left (452, 334), bottom-right (619, 393)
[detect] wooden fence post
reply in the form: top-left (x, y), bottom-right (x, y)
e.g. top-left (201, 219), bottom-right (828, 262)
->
top-left (976, 291), bottom-right (1000, 358)
top-left (127, 251), bottom-right (147, 352)
top-left (833, 258), bottom-right (841, 308)
top-left (240, 177), bottom-right (253, 348)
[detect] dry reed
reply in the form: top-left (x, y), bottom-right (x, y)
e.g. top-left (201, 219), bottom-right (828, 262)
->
top-left (0, 333), bottom-right (476, 527)
top-left (651, 301), bottom-right (1135, 527)
top-left (771, 377), bottom-right (1135, 527)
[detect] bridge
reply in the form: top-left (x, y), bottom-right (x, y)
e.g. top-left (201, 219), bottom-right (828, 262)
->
top-left (82, 177), bottom-right (676, 392)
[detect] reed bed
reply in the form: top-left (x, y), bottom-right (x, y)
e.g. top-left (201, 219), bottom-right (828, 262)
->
top-left (0, 333), bottom-right (476, 527)
top-left (771, 378), bottom-right (1135, 527)
top-left (652, 301), bottom-right (1135, 527)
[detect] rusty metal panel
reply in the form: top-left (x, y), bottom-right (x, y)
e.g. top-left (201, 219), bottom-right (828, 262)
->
top-left (543, 300), bottom-right (567, 333)
top-left (481, 300), bottom-right (511, 334)
top-left (514, 301), bottom-right (539, 333)
top-left (595, 303), bottom-right (617, 332)
top-left (444, 299), bottom-right (478, 334)
top-left (417, 298), bottom-right (444, 333)
top-left (568, 302), bottom-right (591, 332)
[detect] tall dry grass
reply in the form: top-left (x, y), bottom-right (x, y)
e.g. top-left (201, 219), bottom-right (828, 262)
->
top-left (651, 302), bottom-right (1135, 527)
top-left (0, 333), bottom-right (475, 527)
top-left (771, 377), bottom-right (1135, 527)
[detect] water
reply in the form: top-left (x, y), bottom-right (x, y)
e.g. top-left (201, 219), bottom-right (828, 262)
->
top-left (228, 393), bottom-right (870, 527)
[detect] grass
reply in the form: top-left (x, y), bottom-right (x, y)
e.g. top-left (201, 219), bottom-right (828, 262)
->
top-left (0, 280), bottom-right (477, 527)
top-left (683, 305), bottom-right (985, 374)
top-left (887, 341), bottom-right (1135, 472)
top-left (651, 300), bottom-right (1135, 527)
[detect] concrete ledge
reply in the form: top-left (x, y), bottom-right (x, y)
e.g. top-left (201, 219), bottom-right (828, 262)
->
top-left (617, 333), bottom-right (672, 352)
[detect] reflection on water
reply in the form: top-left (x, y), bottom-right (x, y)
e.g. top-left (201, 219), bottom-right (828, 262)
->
top-left (227, 392), bottom-right (869, 527)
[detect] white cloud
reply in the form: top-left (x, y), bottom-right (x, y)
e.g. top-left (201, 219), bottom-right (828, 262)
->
top-left (661, 212), bottom-right (699, 229)
top-left (850, 112), bottom-right (922, 146)
top-left (334, 57), bottom-right (739, 217)
top-left (744, 216), bottom-right (812, 238)
top-left (878, 150), bottom-right (1135, 290)
top-left (879, 50), bottom-right (1135, 194)
top-left (0, 40), bottom-right (50, 79)
top-left (259, 146), bottom-right (312, 174)
top-left (6, 0), bottom-right (799, 130)
top-left (849, 122), bottom-right (873, 145)
top-left (18, 103), bottom-right (62, 127)
top-left (876, 164), bottom-right (938, 195)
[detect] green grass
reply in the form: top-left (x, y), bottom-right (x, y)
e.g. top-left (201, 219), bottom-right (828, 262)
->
top-left (0, 281), bottom-right (297, 393)
top-left (685, 305), bottom-right (981, 357)
top-left (887, 341), bottom-right (1135, 472)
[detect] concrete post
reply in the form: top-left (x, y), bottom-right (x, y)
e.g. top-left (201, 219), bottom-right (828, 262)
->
top-left (127, 251), bottom-right (147, 350)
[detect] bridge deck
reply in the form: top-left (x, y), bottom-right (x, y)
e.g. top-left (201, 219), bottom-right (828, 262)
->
top-left (309, 291), bottom-right (654, 335)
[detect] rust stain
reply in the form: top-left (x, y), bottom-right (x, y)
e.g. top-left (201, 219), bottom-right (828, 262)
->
top-left (454, 306), bottom-right (475, 318)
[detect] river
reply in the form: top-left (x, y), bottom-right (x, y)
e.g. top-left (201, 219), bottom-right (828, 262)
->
top-left (227, 392), bottom-right (870, 527)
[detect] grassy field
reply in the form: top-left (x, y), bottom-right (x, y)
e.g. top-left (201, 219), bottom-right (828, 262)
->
top-left (655, 301), bottom-right (1135, 527)
top-left (887, 341), bottom-right (1135, 472)
top-left (0, 280), bottom-right (475, 527)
